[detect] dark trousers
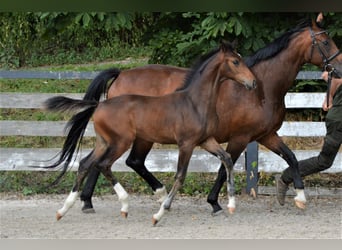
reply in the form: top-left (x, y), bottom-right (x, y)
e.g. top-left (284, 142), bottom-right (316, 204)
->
top-left (281, 119), bottom-right (342, 185)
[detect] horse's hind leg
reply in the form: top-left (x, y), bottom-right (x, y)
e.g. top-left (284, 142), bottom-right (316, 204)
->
top-left (258, 133), bottom-right (306, 209)
top-left (96, 162), bottom-right (129, 218)
top-left (201, 137), bottom-right (236, 214)
top-left (80, 138), bottom-right (167, 213)
top-left (95, 143), bottom-right (132, 218)
top-left (126, 138), bottom-right (167, 203)
top-left (56, 151), bottom-right (96, 220)
top-left (152, 145), bottom-right (194, 225)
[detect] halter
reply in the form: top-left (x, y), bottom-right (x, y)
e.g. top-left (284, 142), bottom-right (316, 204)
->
top-left (309, 26), bottom-right (341, 108)
top-left (309, 27), bottom-right (341, 75)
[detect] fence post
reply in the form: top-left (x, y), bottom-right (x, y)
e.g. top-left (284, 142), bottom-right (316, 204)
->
top-left (245, 141), bottom-right (259, 197)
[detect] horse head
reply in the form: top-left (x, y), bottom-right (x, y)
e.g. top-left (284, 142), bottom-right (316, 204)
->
top-left (219, 41), bottom-right (257, 90)
top-left (307, 13), bottom-right (342, 78)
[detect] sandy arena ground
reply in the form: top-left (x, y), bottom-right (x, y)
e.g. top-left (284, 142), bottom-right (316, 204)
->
top-left (0, 193), bottom-right (341, 239)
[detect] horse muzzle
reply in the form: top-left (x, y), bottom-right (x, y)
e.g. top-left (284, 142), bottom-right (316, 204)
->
top-left (245, 79), bottom-right (257, 90)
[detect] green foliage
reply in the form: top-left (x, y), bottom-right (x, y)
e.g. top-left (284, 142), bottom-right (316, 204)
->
top-left (0, 13), bottom-right (42, 67)
top-left (290, 80), bottom-right (327, 93)
top-left (148, 12), bottom-right (342, 67)
top-left (0, 12), bottom-right (153, 68)
top-left (1, 12), bottom-right (341, 69)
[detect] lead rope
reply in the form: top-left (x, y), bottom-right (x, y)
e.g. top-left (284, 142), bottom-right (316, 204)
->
top-left (326, 70), bottom-right (333, 109)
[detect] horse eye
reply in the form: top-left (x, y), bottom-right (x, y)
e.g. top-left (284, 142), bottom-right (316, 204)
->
top-left (323, 40), bottom-right (329, 46)
top-left (233, 60), bottom-right (239, 66)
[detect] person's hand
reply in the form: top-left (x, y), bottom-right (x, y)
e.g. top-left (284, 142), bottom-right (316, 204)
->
top-left (321, 71), bottom-right (332, 111)
top-left (321, 71), bottom-right (329, 82)
top-left (322, 96), bottom-right (333, 111)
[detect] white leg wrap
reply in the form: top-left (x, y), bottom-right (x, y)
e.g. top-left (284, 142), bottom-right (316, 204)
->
top-left (113, 183), bottom-right (129, 213)
top-left (154, 186), bottom-right (168, 203)
top-left (57, 191), bottom-right (79, 217)
top-left (294, 189), bottom-right (306, 203)
top-left (227, 196), bottom-right (236, 209)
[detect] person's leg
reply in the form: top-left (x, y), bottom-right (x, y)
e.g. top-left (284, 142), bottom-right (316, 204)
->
top-left (276, 120), bottom-right (342, 205)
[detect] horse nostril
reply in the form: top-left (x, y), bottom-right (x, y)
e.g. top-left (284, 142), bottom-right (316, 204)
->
top-left (245, 79), bottom-right (257, 90)
top-left (252, 80), bottom-right (257, 89)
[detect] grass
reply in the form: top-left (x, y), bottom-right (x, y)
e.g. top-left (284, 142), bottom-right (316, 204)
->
top-left (0, 79), bottom-right (91, 93)
top-left (0, 171), bottom-right (340, 197)
top-left (27, 58), bottom-right (149, 72)
top-left (22, 43), bottom-right (151, 70)
top-left (0, 171), bottom-right (221, 196)
top-left (0, 109), bottom-right (67, 121)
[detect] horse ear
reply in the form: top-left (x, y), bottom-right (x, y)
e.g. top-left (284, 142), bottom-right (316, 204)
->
top-left (316, 12), bottom-right (324, 24)
top-left (231, 38), bottom-right (238, 50)
top-left (220, 39), bottom-right (234, 52)
top-left (220, 39), bottom-right (229, 52)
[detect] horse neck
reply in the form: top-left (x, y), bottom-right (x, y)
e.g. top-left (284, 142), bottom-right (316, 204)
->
top-left (256, 33), bottom-right (311, 101)
top-left (186, 62), bottom-right (222, 116)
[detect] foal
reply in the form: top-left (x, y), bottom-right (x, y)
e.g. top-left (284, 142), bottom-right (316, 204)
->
top-left (45, 42), bottom-right (256, 224)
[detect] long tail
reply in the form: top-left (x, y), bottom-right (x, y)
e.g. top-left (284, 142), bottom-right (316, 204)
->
top-left (83, 67), bottom-right (121, 101)
top-left (33, 68), bottom-right (120, 186)
top-left (39, 96), bottom-right (98, 186)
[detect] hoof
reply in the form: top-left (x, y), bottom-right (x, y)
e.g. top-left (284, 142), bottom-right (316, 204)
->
top-left (81, 200), bottom-right (94, 212)
top-left (56, 212), bottom-right (62, 221)
top-left (228, 207), bottom-right (235, 214)
top-left (210, 203), bottom-right (223, 215)
top-left (295, 200), bottom-right (306, 210)
top-left (82, 208), bottom-right (95, 214)
top-left (250, 188), bottom-right (257, 199)
top-left (121, 211), bottom-right (128, 218)
top-left (152, 217), bottom-right (158, 226)
top-left (211, 209), bottom-right (223, 217)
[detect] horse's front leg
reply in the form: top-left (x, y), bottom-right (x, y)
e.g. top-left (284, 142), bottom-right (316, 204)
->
top-left (152, 145), bottom-right (193, 226)
top-left (258, 133), bottom-right (306, 209)
top-left (201, 137), bottom-right (235, 214)
top-left (225, 160), bottom-right (235, 214)
top-left (57, 151), bottom-right (95, 220)
top-left (80, 167), bottom-right (100, 213)
top-left (207, 140), bottom-right (248, 215)
top-left (126, 138), bottom-right (167, 203)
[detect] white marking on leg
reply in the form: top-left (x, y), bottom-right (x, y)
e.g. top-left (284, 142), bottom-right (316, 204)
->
top-left (227, 196), bottom-right (236, 214)
top-left (294, 189), bottom-right (307, 204)
top-left (154, 186), bottom-right (168, 203)
top-left (57, 191), bottom-right (79, 218)
top-left (152, 200), bottom-right (166, 223)
top-left (113, 183), bottom-right (129, 214)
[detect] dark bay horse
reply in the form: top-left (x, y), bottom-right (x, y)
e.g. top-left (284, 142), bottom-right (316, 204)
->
top-left (79, 14), bottom-right (342, 215)
top-left (43, 42), bottom-right (256, 224)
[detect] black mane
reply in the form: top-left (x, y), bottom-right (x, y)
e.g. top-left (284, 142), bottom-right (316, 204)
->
top-left (177, 47), bottom-right (220, 91)
top-left (244, 18), bottom-right (313, 67)
top-left (177, 42), bottom-right (234, 91)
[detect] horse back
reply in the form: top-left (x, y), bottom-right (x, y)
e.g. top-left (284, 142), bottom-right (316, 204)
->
top-left (107, 64), bottom-right (188, 98)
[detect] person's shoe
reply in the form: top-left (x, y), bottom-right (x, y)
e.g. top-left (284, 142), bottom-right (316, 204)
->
top-left (275, 174), bottom-right (289, 206)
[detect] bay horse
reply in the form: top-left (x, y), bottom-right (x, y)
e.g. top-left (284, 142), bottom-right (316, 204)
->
top-left (43, 42), bottom-right (256, 224)
top-left (79, 14), bottom-right (342, 215)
